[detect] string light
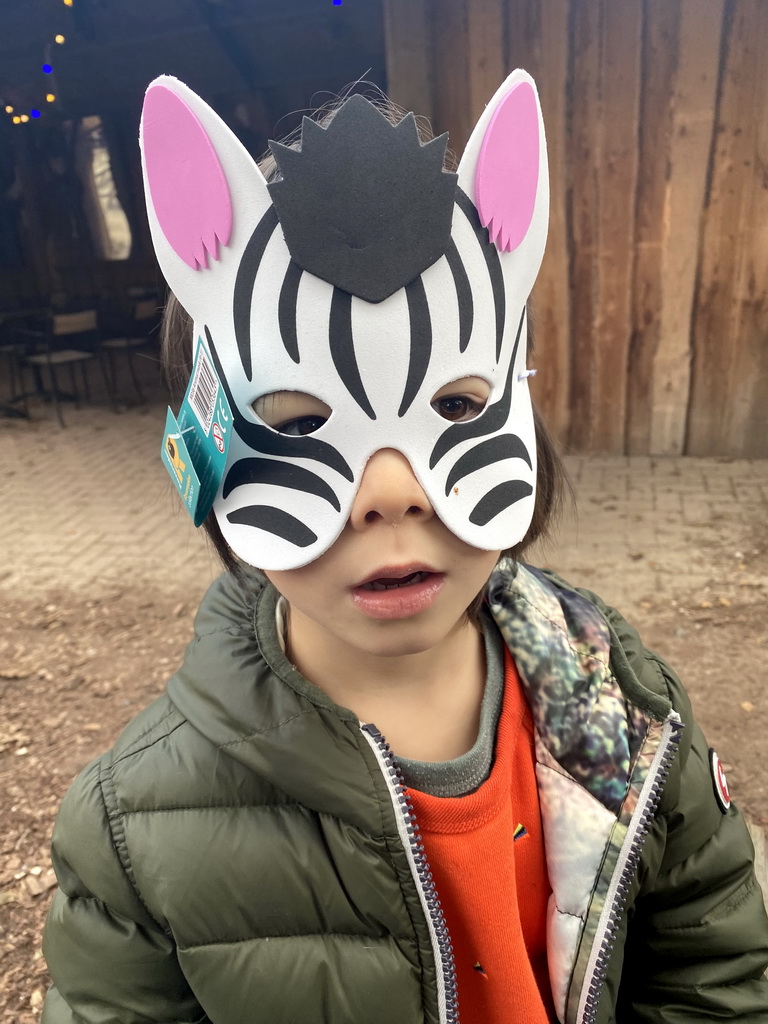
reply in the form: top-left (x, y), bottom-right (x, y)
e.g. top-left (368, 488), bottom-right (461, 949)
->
top-left (7, 3), bottom-right (71, 124)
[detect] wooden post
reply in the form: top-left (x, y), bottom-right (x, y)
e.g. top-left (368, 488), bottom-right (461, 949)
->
top-left (531, 0), bottom-right (571, 448)
top-left (591, 0), bottom-right (642, 454)
top-left (626, 0), bottom-right (679, 456)
top-left (430, 0), bottom-right (473, 151)
top-left (649, 0), bottom-right (723, 456)
top-left (567, 0), bottom-right (602, 452)
top-left (382, 0), bottom-right (434, 121)
top-left (507, 0), bottom-right (572, 448)
top-left (687, 0), bottom-right (768, 456)
top-left (466, 0), bottom-right (506, 120)
top-left (14, 133), bottom-right (55, 300)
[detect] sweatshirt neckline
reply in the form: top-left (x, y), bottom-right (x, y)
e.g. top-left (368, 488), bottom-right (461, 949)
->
top-left (407, 648), bottom-right (528, 834)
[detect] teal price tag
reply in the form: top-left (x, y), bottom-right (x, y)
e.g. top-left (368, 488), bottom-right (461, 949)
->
top-left (160, 337), bottom-right (233, 526)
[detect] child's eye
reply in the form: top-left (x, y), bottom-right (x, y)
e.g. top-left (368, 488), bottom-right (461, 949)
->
top-left (253, 391), bottom-right (332, 435)
top-left (432, 395), bottom-right (484, 422)
top-left (274, 414), bottom-right (328, 436)
top-left (430, 377), bottom-right (490, 423)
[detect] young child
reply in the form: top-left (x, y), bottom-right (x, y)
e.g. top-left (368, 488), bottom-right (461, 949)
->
top-left (42, 72), bottom-right (768, 1024)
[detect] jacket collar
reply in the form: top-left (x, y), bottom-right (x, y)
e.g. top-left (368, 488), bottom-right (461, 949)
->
top-left (168, 563), bottom-right (673, 823)
top-left (487, 562), bottom-right (671, 813)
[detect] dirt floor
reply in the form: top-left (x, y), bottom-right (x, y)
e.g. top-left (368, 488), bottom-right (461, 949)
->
top-left (1, 427), bottom-right (767, 1018)
top-left (0, 583), bottom-right (205, 1022)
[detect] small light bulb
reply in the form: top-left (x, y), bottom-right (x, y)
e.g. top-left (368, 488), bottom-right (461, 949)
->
top-left (63, 0), bottom-right (73, 6)
top-left (20, 114), bottom-right (29, 123)
top-left (42, 64), bottom-right (53, 73)
top-left (55, 34), bottom-right (66, 44)
top-left (31, 109), bottom-right (41, 119)
top-left (4, 105), bottom-right (13, 114)
top-left (46, 93), bottom-right (56, 103)
top-left (12, 116), bottom-right (21, 124)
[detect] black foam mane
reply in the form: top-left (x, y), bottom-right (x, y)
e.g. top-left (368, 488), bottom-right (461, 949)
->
top-left (267, 95), bottom-right (458, 303)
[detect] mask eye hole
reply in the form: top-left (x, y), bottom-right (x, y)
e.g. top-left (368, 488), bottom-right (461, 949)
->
top-left (430, 377), bottom-right (490, 423)
top-left (253, 391), bottom-right (332, 436)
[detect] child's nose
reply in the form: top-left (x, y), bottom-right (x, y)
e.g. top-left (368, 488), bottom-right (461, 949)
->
top-left (349, 449), bottom-right (434, 531)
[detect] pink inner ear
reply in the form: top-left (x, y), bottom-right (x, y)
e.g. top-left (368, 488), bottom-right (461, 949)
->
top-left (475, 81), bottom-right (540, 253)
top-left (142, 85), bottom-right (232, 271)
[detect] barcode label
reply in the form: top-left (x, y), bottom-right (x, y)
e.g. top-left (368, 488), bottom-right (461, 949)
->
top-left (188, 348), bottom-right (217, 435)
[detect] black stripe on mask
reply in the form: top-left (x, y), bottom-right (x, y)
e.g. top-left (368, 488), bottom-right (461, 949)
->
top-left (329, 289), bottom-right (376, 420)
top-left (429, 307), bottom-right (525, 470)
top-left (233, 208), bottom-right (280, 382)
top-left (398, 277), bottom-right (432, 417)
top-left (223, 457), bottom-right (341, 511)
top-left (444, 239), bottom-right (473, 353)
top-left (455, 189), bottom-right (505, 361)
top-left (205, 327), bottom-right (354, 482)
top-left (444, 433), bottom-right (531, 497)
top-left (227, 505), bottom-right (317, 548)
top-left (278, 261), bottom-right (303, 364)
top-left (469, 480), bottom-right (533, 527)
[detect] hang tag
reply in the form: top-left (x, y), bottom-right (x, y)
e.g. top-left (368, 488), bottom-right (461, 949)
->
top-left (160, 338), bottom-right (233, 526)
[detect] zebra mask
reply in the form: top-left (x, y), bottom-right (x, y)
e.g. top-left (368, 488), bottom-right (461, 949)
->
top-left (141, 71), bottom-right (549, 570)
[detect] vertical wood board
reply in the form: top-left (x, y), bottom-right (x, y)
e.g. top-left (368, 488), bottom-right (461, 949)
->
top-left (717, 0), bottom-right (768, 456)
top-left (382, 0), bottom-right (434, 121)
top-left (519, 0), bottom-right (572, 446)
top-left (650, 0), bottom-right (724, 455)
top-left (466, 0), bottom-right (506, 120)
top-left (626, 0), bottom-right (679, 455)
top-left (687, 0), bottom-right (768, 455)
top-left (430, 0), bottom-right (472, 160)
top-left (591, 0), bottom-right (642, 454)
top-left (567, 0), bottom-right (602, 452)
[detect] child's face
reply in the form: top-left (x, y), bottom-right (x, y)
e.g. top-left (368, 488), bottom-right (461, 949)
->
top-left (264, 444), bottom-right (501, 661)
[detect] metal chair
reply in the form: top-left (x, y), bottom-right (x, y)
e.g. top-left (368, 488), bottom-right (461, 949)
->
top-left (23, 309), bottom-right (105, 427)
top-left (0, 326), bottom-right (30, 418)
top-left (101, 298), bottom-right (160, 405)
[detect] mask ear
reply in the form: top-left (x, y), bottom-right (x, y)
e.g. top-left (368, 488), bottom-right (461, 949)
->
top-left (457, 70), bottom-right (548, 294)
top-left (140, 75), bottom-right (272, 320)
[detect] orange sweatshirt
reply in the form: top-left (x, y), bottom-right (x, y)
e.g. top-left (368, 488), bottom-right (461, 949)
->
top-left (408, 648), bottom-right (555, 1024)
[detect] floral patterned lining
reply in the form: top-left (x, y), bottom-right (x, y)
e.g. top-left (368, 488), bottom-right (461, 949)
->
top-left (487, 563), bottom-right (672, 1022)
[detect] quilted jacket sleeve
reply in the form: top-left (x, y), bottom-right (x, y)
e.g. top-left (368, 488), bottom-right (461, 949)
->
top-left (619, 655), bottom-right (768, 1022)
top-left (42, 756), bottom-right (208, 1024)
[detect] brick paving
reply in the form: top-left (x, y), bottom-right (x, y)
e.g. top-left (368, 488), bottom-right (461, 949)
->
top-left (1, 402), bottom-right (218, 599)
top-left (533, 452), bottom-right (768, 618)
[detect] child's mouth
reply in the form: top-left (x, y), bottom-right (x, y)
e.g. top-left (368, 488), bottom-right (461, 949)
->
top-left (359, 570), bottom-right (431, 592)
top-left (351, 569), bottom-right (446, 620)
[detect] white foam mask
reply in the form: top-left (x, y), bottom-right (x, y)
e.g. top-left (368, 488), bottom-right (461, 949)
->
top-left (141, 72), bottom-right (549, 570)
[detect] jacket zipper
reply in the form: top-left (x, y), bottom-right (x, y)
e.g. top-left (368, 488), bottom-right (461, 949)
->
top-left (576, 712), bottom-right (684, 1024)
top-left (361, 723), bottom-right (460, 1024)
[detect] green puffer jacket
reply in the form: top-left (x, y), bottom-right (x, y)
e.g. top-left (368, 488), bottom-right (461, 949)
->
top-left (42, 564), bottom-right (768, 1024)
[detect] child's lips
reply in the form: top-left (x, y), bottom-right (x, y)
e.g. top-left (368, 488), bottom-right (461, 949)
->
top-left (349, 567), bottom-right (446, 620)
top-left (353, 563), bottom-right (439, 588)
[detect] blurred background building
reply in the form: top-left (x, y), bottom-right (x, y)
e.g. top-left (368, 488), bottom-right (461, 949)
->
top-left (0, 0), bottom-right (765, 455)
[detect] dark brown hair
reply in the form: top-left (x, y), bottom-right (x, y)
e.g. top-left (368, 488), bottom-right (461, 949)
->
top-left (159, 89), bottom-right (571, 591)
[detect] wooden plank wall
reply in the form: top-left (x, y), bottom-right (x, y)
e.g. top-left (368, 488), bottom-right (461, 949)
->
top-left (383, 0), bottom-right (768, 456)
